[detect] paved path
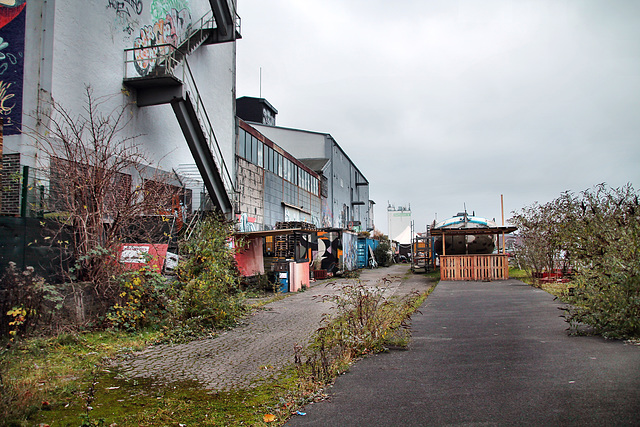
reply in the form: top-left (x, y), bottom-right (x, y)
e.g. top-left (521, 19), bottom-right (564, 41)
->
top-left (117, 264), bottom-right (431, 390)
top-left (288, 279), bottom-right (640, 426)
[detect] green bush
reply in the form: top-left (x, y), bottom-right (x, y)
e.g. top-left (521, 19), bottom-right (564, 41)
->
top-left (560, 185), bottom-right (640, 339)
top-left (373, 240), bottom-right (392, 267)
top-left (105, 267), bottom-right (169, 331)
top-left (174, 214), bottom-right (246, 329)
top-left (513, 184), bottom-right (640, 339)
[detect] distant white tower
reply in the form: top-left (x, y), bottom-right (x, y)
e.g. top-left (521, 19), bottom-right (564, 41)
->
top-left (387, 203), bottom-right (412, 244)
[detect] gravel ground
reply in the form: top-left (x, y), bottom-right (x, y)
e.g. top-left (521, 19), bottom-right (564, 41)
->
top-left (116, 264), bottom-right (433, 391)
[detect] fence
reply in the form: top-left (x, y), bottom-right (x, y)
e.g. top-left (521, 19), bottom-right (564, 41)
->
top-left (440, 254), bottom-right (509, 281)
top-left (0, 217), bottom-right (72, 283)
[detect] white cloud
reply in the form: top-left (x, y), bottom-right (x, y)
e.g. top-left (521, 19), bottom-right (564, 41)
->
top-left (237, 0), bottom-right (640, 232)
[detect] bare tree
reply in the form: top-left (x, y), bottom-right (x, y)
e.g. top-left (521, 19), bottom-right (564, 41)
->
top-left (27, 87), bottom-right (184, 293)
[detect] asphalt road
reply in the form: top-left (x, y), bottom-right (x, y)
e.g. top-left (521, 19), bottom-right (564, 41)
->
top-left (288, 279), bottom-right (640, 426)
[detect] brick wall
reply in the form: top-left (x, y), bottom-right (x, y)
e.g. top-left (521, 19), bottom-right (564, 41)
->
top-left (237, 157), bottom-right (264, 226)
top-left (1, 153), bottom-right (21, 216)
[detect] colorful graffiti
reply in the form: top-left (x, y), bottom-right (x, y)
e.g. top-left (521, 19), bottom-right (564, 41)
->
top-left (0, 0), bottom-right (26, 135)
top-left (150, 0), bottom-right (189, 22)
top-left (309, 231), bottom-right (357, 274)
top-left (341, 231), bottom-right (358, 272)
top-left (236, 212), bottom-right (259, 232)
top-left (133, 7), bottom-right (191, 76)
top-left (311, 231), bottom-right (341, 273)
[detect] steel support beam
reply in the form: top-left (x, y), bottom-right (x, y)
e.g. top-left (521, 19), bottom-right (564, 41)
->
top-left (136, 85), bottom-right (184, 107)
top-left (171, 95), bottom-right (233, 216)
top-left (207, 0), bottom-right (237, 43)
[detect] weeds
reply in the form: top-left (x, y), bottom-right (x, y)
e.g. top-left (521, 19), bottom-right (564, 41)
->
top-left (0, 276), bottom-right (434, 426)
top-left (0, 262), bottom-right (64, 338)
top-left (295, 281), bottom-right (428, 385)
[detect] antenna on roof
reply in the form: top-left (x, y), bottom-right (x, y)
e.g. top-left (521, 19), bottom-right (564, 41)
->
top-left (259, 67), bottom-right (262, 98)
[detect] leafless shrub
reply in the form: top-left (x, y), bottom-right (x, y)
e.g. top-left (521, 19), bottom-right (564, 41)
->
top-left (25, 86), bottom-right (186, 306)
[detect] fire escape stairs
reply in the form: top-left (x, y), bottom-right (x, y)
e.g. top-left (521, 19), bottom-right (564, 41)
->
top-left (122, 2), bottom-right (240, 216)
top-left (207, 0), bottom-right (242, 44)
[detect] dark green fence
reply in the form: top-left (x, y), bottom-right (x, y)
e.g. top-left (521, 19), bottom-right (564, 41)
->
top-left (0, 217), bottom-right (72, 283)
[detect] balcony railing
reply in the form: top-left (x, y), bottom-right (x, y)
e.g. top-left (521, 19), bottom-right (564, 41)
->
top-left (123, 44), bottom-right (235, 198)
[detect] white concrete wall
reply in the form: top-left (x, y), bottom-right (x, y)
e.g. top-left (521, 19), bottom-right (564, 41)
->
top-left (9, 0), bottom-right (236, 209)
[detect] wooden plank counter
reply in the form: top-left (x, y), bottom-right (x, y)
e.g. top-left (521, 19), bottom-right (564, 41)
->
top-left (440, 254), bottom-right (509, 281)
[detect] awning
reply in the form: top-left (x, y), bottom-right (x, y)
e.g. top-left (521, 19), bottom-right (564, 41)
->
top-left (234, 228), bottom-right (317, 238)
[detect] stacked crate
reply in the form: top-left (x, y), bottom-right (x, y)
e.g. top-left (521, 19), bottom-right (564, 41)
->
top-left (274, 221), bottom-right (316, 259)
top-left (275, 221), bottom-right (317, 230)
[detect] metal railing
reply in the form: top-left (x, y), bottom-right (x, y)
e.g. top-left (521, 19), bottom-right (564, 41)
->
top-left (123, 9), bottom-right (215, 78)
top-left (123, 45), bottom-right (235, 198)
top-left (180, 57), bottom-right (236, 196)
top-left (124, 43), bottom-right (180, 79)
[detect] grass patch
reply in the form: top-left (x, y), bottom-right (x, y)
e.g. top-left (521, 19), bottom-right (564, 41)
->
top-left (1, 279), bottom-right (434, 426)
top-left (0, 330), bottom-right (163, 426)
top-left (509, 267), bottom-right (572, 300)
top-left (27, 371), bottom-right (307, 426)
top-left (538, 281), bottom-right (571, 299)
top-left (509, 267), bottom-right (529, 282)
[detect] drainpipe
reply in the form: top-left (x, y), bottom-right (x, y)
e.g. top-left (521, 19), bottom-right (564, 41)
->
top-left (21, 165), bottom-right (29, 217)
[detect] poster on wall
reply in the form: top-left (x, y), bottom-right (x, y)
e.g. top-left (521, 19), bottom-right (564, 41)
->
top-left (0, 0), bottom-right (26, 136)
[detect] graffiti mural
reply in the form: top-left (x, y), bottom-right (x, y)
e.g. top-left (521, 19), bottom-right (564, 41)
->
top-left (0, 0), bottom-right (26, 135)
top-left (133, 7), bottom-right (191, 76)
top-left (150, 0), bottom-right (189, 22)
top-left (309, 231), bottom-right (357, 274)
top-left (341, 231), bottom-right (358, 272)
top-left (107, 0), bottom-right (143, 36)
top-left (311, 231), bottom-right (341, 274)
top-left (107, 0), bottom-right (143, 17)
top-left (321, 197), bottom-right (333, 228)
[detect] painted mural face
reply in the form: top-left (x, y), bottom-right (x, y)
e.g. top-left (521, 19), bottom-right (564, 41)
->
top-left (0, 0), bottom-right (26, 135)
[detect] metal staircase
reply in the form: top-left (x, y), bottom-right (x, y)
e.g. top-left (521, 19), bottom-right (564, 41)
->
top-left (208, 0), bottom-right (242, 43)
top-left (122, 1), bottom-right (240, 216)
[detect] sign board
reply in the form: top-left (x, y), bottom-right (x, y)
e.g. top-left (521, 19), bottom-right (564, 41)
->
top-left (119, 243), bottom-right (168, 272)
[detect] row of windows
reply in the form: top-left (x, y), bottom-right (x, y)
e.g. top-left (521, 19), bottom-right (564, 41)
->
top-left (238, 129), bottom-right (319, 195)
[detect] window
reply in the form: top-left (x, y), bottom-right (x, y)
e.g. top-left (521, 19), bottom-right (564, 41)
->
top-left (265, 147), bottom-right (272, 172)
top-left (238, 130), bottom-right (246, 158)
top-left (257, 139), bottom-right (263, 168)
top-left (283, 159), bottom-right (289, 181)
top-left (251, 136), bottom-right (258, 164)
top-left (245, 132), bottom-right (252, 162)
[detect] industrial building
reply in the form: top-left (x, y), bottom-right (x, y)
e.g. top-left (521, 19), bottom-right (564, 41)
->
top-left (1, 0), bottom-right (239, 217)
top-left (236, 119), bottom-right (322, 230)
top-left (238, 97), bottom-right (373, 231)
top-left (388, 204), bottom-right (412, 244)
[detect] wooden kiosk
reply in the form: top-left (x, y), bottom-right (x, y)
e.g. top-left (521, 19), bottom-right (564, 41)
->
top-left (431, 226), bottom-right (517, 281)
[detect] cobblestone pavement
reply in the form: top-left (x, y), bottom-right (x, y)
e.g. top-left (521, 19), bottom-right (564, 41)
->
top-left (116, 264), bottom-right (433, 391)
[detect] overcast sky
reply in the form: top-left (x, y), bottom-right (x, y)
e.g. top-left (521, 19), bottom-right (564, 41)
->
top-left (235, 0), bottom-right (640, 234)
